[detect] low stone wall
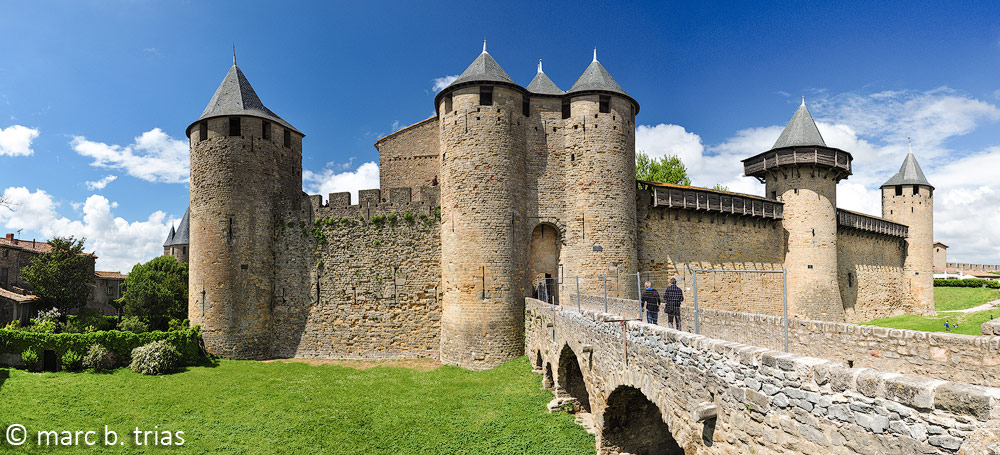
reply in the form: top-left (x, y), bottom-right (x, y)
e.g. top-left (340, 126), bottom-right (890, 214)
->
top-left (565, 293), bottom-right (1000, 388)
top-left (526, 298), bottom-right (1000, 454)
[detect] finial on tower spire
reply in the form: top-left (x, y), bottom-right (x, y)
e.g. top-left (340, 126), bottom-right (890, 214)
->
top-left (801, 95), bottom-right (805, 106)
top-left (908, 136), bottom-right (912, 154)
top-left (232, 44), bottom-right (237, 66)
top-left (593, 47), bottom-right (598, 63)
top-left (482, 39), bottom-right (487, 54)
top-left (537, 59), bottom-right (543, 73)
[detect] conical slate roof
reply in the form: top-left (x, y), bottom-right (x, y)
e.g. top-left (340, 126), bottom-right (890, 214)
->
top-left (772, 101), bottom-right (826, 149)
top-left (448, 44), bottom-right (515, 88)
top-left (527, 60), bottom-right (563, 95)
top-left (882, 151), bottom-right (933, 189)
top-left (164, 207), bottom-right (190, 247)
top-left (567, 51), bottom-right (627, 95)
top-left (188, 64), bottom-right (300, 135)
top-left (163, 225), bottom-right (175, 247)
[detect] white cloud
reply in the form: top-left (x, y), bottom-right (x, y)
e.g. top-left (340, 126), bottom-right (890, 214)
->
top-left (431, 75), bottom-right (459, 93)
top-left (303, 161), bottom-right (380, 203)
top-left (85, 175), bottom-right (117, 191)
top-left (0, 187), bottom-right (178, 272)
top-left (635, 87), bottom-right (1000, 263)
top-left (0, 124), bottom-right (40, 156)
top-left (71, 128), bottom-right (189, 183)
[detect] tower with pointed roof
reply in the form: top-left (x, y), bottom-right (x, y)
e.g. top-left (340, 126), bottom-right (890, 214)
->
top-left (743, 100), bottom-right (852, 321)
top-left (187, 58), bottom-right (305, 359)
top-left (163, 207), bottom-right (190, 263)
top-left (881, 144), bottom-right (935, 315)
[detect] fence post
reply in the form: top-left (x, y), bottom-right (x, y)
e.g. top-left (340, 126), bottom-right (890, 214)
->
top-left (692, 271), bottom-right (699, 334)
top-left (782, 269), bottom-right (789, 353)
top-left (575, 276), bottom-right (580, 312)
top-left (602, 274), bottom-right (608, 313)
top-left (635, 271), bottom-right (642, 319)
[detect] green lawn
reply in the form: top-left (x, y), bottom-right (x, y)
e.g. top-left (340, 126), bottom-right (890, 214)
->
top-left (934, 287), bottom-right (1000, 311)
top-left (0, 357), bottom-right (594, 454)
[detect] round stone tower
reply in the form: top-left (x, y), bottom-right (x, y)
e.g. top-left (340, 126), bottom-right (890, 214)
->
top-left (881, 146), bottom-right (935, 315)
top-left (187, 59), bottom-right (304, 359)
top-left (435, 43), bottom-right (529, 369)
top-left (561, 50), bottom-right (639, 295)
top-left (743, 101), bottom-right (851, 321)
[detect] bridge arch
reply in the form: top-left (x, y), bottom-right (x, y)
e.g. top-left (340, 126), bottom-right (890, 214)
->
top-left (534, 350), bottom-right (543, 370)
top-left (543, 362), bottom-right (554, 389)
top-left (600, 385), bottom-right (682, 455)
top-left (557, 344), bottom-right (590, 412)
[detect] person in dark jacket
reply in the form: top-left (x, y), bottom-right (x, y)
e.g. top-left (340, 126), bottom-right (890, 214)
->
top-left (640, 281), bottom-right (661, 325)
top-left (663, 278), bottom-right (684, 330)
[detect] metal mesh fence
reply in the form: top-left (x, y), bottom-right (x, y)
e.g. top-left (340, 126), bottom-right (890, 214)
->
top-left (536, 268), bottom-right (789, 352)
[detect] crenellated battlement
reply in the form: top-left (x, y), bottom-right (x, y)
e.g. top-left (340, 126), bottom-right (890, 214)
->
top-left (309, 186), bottom-right (441, 221)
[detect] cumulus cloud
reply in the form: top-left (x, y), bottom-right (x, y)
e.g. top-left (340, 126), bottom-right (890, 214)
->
top-left (431, 75), bottom-right (459, 93)
top-left (635, 87), bottom-right (1000, 263)
top-left (71, 128), bottom-right (189, 183)
top-left (0, 124), bottom-right (40, 156)
top-left (303, 161), bottom-right (380, 203)
top-left (0, 187), bottom-right (178, 271)
top-left (85, 175), bottom-right (118, 191)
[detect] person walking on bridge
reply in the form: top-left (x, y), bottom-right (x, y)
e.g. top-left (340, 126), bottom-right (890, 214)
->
top-left (663, 278), bottom-right (684, 331)
top-left (641, 281), bottom-right (661, 325)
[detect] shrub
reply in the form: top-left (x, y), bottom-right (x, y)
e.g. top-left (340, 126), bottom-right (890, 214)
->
top-left (403, 211), bottom-right (415, 224)
top-left (23, 319), bottom-right (57, 334)
top-left (61, 349), bottom-right (83, 372)
top-left (21, 348), bottom-right (39, 371)
top-left (83, 344), bottom-right (116, 372)
top-left (934, 278), bottom-right (1000, 289)
top-left (118, 316), bottom-right (149, 333)
top-left (130, 340), bottom-right (180, 375)
top-left (35, 307), bottom-right (62, 324)
top-left (3, 321), bottom-right (18, 330)
top-left (166, 318), bottom-right (189, 332)
top-left (0, 327), bottom-right (202, 366)
top-left (312, 228), bottom-right (326, 244)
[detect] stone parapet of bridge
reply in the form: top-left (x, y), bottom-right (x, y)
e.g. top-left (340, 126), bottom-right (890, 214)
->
top-left (526, 297), bottom-right (1000, 454)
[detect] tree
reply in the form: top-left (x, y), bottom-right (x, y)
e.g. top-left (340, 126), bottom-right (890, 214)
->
top-left (635, 151), bottom-right (691, 186)
top-left (20, 237), bottom-right (94, 312)
top-left (118, 255), bottom-right (188, 330)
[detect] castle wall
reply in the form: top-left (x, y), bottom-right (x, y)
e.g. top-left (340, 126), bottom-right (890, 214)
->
top-left (376, 117), bottom-right (440, 196)
top-left (636, 199), bottom-right (787, 314)
top-left (837, 230), bottom-right (907, 322)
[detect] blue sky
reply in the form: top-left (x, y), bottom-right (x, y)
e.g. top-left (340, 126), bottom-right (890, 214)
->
top-left (2, 1), bottom-right (1000, 270)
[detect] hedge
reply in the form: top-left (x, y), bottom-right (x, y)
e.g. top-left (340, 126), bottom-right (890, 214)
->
top-left (934, 278), bottom-right (1000, 289)
top-left (0, 328), bottom-right (203, 365)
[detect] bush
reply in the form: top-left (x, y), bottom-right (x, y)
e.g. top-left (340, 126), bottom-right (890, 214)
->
top-left (118, 316), bottom-right (149, 333)
top-left (23, 319), bottom-right (57, 334)
top-left (21, 348), bottom-right (39, 371)
top-left (61, 349), bottom-right (83, 372)
top-left (35, 307), bottom-right (62, 324)
top-left (166, 318), bottom-right (189, 332)
top-left (82, 344), bottom-right (116, 372)
top-left (130, 340), bottom-right (180, 375)
top-left (0, 327), bottom-right (202, 366)
top-left (934, 278), bottom-right (1000, 289)
top-left (65, 308), bottom-right (115, 333)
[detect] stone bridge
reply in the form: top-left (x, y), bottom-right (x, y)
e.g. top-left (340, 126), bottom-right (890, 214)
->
top-left (525, 298), bottom-right (1000, 454)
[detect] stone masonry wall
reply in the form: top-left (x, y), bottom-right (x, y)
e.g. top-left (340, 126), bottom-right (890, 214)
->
top-left (526, 298), bottom-right (1000, 454)
top-left (636, 199), bottom-right (787, 315)
top-left (837, 230), bottom-right (907, 322)
top-left (376, 117), bottom-right (440, 197)
top-left (274, 188), bottom-right (442, 360)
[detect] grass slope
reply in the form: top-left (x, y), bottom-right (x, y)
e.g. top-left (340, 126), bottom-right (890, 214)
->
top-left (861, 287), bottom-right (1000, 335)
top-left (0, 357), bottom-right (594, 454)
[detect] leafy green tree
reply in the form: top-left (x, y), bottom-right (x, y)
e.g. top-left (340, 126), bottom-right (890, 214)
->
top-left (635, 151), bottom-right (691, 186)
top-left (20, 237), bottom-right (94, 312)
top-left (118, 255), bottom-right (188, 331)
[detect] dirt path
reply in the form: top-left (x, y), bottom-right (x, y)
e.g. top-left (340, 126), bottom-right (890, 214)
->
top-left (938, 298), bottom-right (1000, 314)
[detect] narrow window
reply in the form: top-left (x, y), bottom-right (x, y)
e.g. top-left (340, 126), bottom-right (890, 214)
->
top-left (0, 267), bottom-right (7, 285)
top-left (912, 186), bottom-right (919, 196)
top-left (599, 95), bottom-right (610, 113)
top-left (848, 272), bottom-right (854, 288)
top-left (283, 129), bottom-right (291, 148)
top-left (106, 284), bottom-right (113, 296)
top-left (570, 154), bottom-right (575, 162)
top-left (262, 121), bottom-right (271, 140)
top-left (445, 93), bottom-right (453, 113)
top-left (522, 96), bottom-right (530, 117)
top-left (182, 246), bottom-right (187, 255)
top-left (895, 186), bottom-right (903, 196)
top-left (479, 86), bottom-right (493, 106)
top-left (228, 117), bottom-right (241, 136)
top-left (561, 99), bottom-right (571, 119)
top-left (199, 121), bottom-right (208, 141)
top-left (771, 191), bottom-right (776, 199)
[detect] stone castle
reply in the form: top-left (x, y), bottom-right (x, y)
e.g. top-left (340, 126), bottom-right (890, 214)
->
top-left (179, 45), bottom-right (934, 369)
